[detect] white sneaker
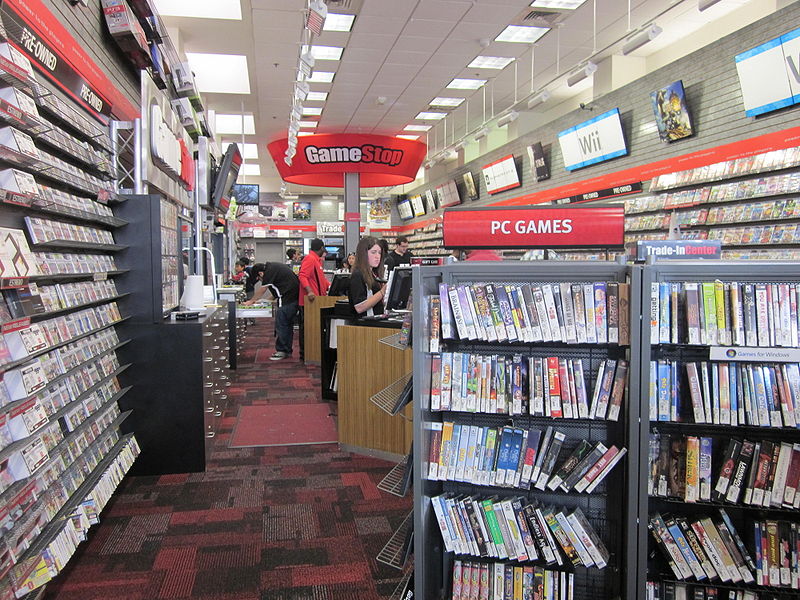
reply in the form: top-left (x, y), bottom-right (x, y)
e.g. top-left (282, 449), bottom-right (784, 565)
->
top-left (270, 351), bottom-right (289, 360)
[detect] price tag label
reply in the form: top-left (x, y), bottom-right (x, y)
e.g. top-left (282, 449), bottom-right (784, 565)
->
top-left (2, 317), bottom-right (30, 333)
top-left (0, 277), bottom-right (27, 289)
top-left (93, 272), bottom-right (107, 281)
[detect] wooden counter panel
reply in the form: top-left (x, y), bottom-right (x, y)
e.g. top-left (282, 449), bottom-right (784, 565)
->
top-left (338, 324), bottom-right (413, 455)
top-left (304, 296), bottom-right (344, 363)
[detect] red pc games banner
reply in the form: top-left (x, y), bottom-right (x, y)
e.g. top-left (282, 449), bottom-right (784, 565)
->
top-left (0, 0), bottom-right (139, 121)
top-left (268, 133), bottom-right (427, 187)
top-left (442, 205), bottom-right (624, 248)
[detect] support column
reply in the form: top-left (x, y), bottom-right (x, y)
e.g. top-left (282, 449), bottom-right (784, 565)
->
top-left (344, 172), bottom-right (360, 253)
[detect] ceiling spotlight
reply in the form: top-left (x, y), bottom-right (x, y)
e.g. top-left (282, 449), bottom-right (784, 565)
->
top-left (299, 52), bottom-right (315, 78)
top-left (497, 111), bottom-right (519, 127)
top-left (284, 156), bottom-right (293, 166)
top-left (424, 159), bottom-right (435, 169)
top-left (622, 24), bottom-right (662, 55)
top-left (453, 140), bottom-right (467, 152)
top-left (698, 0), bottom-right (724, 10)
top-left (295, 81), bottom-right (309, 101)
top-left (567, 61), bottom-right (597, 87)
top-left (474, 127), bottom-right (490, 141)
top-left (527, 89), bottom-right (551, 109)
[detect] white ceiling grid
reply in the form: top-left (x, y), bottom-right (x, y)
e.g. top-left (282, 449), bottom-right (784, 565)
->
top-left (158, 0), bottom-right (764, 193)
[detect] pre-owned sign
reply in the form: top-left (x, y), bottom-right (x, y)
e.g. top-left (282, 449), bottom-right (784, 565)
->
top-left (442, 205), bottom-right (624, 248)
top-left (268, 134), bottom-right (426, 188)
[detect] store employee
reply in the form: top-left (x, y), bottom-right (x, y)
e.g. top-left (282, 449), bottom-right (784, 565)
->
top-left (348, 236), bottom-right (386, 317)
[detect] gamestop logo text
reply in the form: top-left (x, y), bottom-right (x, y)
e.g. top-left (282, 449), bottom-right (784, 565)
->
top-left (305, 144), bottom-right (404, 167)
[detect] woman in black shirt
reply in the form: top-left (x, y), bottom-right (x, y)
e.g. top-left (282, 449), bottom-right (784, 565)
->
top-left (348, 236), bottom-right (386, 316)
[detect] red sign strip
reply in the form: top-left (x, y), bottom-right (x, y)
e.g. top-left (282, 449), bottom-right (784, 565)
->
top-left (442, 206), bottom-right (624, 249)
top-left (3, 0), bottom-right (139, 121)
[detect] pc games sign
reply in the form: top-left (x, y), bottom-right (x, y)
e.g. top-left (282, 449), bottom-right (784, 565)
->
top-left (268, 133), bottom-right (426, 187)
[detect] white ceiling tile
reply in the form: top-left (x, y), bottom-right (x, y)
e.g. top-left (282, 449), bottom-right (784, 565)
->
top-left (391, 36), bottom-right (443, 53)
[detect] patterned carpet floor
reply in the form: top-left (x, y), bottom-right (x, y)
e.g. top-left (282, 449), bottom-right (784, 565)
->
top-left (43, 320), bottom-right (413, 600)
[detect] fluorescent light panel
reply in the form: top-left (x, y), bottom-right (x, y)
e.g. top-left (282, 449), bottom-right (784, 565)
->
top-left (416, 111), bottom-right (446, 120)
top-left (302, 107), bottom-right (323, 116)
top-left (240, 164), bottom-right (261, 176)
top-left (223, 141), bottom-right (258, 159)
top-left (396, 134), bottom-right (419, 140)
top-left (495, 25), bottom-right (549, 43)
top-left (404, 124), bottom-right (431, 131)
top-left (301, 45), bottom-right (344, 60)
top-left (430, 97), bottom-right (464, 107)
top-left (152, 0), bottom-right (241, 20)
top-left (307, 71), bottom-right (335, 83)
top-left (306, 91), bottom-right (328, 101)
top-left (215, 114), bottom-right (255, 135)
top-left (297, 131), bottom-right (314, 136)
top-left (447, 78), bottom-right (486, 90)
top-left (530, 0), bottom-right (587, 8)
top-left (323, 12), bottom-right (355, 31)
top-left (468, 55), bottom-right (515, 69)
top-left (185, 52), bottom-right (250, 94)
top-left (298, 120), bottom-right (318, 128)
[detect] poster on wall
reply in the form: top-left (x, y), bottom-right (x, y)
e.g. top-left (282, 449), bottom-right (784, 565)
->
top-left (397, 198), bottom-right (413, 221)
top-left (462, 171), bottom-right (478, 200)
top-left (558, 108), bottom-right (628, 171)
top-left (735, 27), bottom-right (800, 117)
top-left (650, 80), bottom-right (693, 142)
top-left (260, 201), bottom-right (290, 221)
top-left (410, 194), bottom-right (426, 217)
top-left (368, 198), bottom-right (392, 228)
top-left (292, 202), bottom-right (312, 220)
top-left (424, 189), bottom-right (437, 213)
top-left (482, 155), bottom-right (521, 195)
top-left (527, 142), bottom-right (550, 181)
top-left (437, 179), bottom-right (461, 208)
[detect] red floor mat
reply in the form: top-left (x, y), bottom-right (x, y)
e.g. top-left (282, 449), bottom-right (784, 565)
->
top-left (229, 403), bottom-right (338, 447)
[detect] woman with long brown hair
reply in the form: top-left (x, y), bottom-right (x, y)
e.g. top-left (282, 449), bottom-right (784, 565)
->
top-left (348, 236), bottom-right (386, 316)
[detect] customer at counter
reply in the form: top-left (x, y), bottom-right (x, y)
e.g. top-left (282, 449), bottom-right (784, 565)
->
top-left (348, 236), bottom-right (386, 317)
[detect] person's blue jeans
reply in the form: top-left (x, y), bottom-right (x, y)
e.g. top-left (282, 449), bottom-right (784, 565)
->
top-left (275, 301), bottom-right (298, 354)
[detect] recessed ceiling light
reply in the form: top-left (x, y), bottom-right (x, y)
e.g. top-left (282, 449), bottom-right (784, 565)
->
top-left (306, 91), bottom-right (328, 101)
top-left (430, 97), bottom-right (465, 107)
top-left (223, 141), bottom-right (258, 159)
top-left (404, 124), bottom-right (432, 131)
top-left (495, 25), bottom-right (549, 43)
top-left (307, 71), bottom-right (335, 83)
top-left (323, 12), bottom-right (355, 31)
top-left (416, 111), bottom-right (447, 120)
top-left (447, 78), bottom-right (486, 90)
top-left (298, 120), bottom-right (318, 128)
top-left (240, 164), bottom-right (261, 176)
top-left (396, 134), bottom-right (420, 140)
top-left (297, 131), bottom-right (314, 136)
top-left (185, 53), bottom-right (250, 94)
top-left (468, 56), bottom-right (515, 69)
top-left (215, 114), bottom-right (255, 135)
top-left (302, 107), bottom-right (323, 116)
top-left (152, 0), bottom-right (241, 20)
top-left (301, 45), bottom-right (344, 61)
top-left (531, 0), bottom-right (586, 8)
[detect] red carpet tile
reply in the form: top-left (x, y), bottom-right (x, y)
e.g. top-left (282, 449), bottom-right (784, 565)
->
top-left (42, 318), bottom-right (412, 600)
top-left (230, 404), bottom-right (338, 447)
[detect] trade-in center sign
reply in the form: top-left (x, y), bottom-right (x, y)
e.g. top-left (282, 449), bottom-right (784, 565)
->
top-left (268, 133), bottom-right (427, 187)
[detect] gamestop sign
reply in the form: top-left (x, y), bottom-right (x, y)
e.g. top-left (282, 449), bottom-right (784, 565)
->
top-left (558, 108), bottom-right (628, 171)
top-left (268, 133), bottom-right (426, 188)
top-left (442, 205), bottom-right (624, 249)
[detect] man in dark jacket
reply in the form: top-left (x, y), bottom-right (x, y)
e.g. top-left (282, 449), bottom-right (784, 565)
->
top-left (243, 262), bottom-right (300, 360)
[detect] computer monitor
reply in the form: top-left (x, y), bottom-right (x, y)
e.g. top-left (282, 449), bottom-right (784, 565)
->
top-left (384, 266), bottom-right (412, 312)
top-left (328, 273), bottom-right (350, 297)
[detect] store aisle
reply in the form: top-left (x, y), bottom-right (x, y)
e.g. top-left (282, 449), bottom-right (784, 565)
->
top-left (44, 319), bottom-right (413, 600)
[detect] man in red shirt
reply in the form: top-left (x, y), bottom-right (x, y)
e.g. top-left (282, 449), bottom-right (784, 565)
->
top-left (298, 238), bottom-right (330, 360)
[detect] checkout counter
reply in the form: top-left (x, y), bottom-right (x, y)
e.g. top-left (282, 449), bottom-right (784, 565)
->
top-left (321, 306), bottom-right (412, 461)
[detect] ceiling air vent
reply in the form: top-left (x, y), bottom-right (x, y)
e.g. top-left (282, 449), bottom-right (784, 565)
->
top-left (515, 8), bottom-right (567, 28)
top-left (326, 0), bottom-right (353, 8)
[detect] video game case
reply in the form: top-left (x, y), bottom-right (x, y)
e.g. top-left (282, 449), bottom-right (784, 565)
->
top-left (607, 359), bottom-right (628, 422)
top-left (650, 512), bottom-right (694, 579)
top-left (546, 439), bottom-right (592, 491)
top-left (712, 438), bottom-right (742, 502)
top-left (534, 430), bottom-right (566, 490)
top-left (725, 439), bottom-right (755, 504)
top-left (560, 282), bottom-right (577, 344)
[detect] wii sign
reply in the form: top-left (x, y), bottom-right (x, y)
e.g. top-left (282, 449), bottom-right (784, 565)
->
top-left (735, 27), bottom-right (800, 117)
top-left (557, 108), bottom-right (628, 171)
